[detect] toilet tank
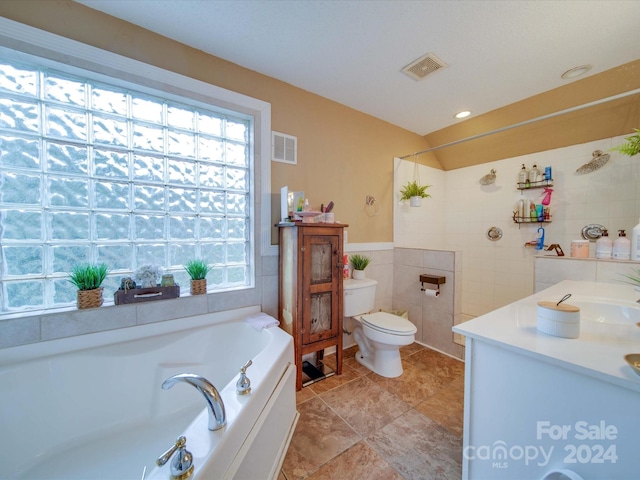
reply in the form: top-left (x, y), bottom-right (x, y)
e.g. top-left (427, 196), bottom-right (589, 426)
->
top-left (343, 278), bottom-right (377, 316)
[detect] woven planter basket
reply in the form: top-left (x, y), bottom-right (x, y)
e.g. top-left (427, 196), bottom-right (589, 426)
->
top-left (77, 287), bottom-right (104, 309)
top-left (190, 279), bottom-right (207, 295)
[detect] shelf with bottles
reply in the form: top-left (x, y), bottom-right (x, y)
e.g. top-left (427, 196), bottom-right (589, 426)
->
top-left (512, 212), bottom-right (552, 225)
top-left (517, 179), bottom-right (554, 191)
top-left (517, 163), bottom-right (553, 191)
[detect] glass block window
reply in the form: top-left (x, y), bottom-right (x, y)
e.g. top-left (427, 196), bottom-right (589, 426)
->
top-left (0, 58), bottom-right (252, 314)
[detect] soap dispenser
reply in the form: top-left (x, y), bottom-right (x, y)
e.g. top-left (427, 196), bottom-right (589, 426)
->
top-left (518, 164), bottom-right (528, 186)
top-left (613, 230), bottom-right (631, 260)
top-left (528, 164), bottom-right (540, 184)
top-left (595, 229), bottom-right (613, 259)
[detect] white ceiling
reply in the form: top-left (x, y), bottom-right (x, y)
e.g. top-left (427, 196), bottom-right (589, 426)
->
top-left (76, 0), bottom-right (640, 136)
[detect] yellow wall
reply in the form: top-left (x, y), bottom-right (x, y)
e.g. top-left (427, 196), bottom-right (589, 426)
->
top-left (0, 0), bottom-right (436, 243)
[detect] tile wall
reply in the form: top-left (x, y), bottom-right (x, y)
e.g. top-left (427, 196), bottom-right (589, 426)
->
top-left (395, 133), bottom-right (640, 323)
top-left (341, 246), bottom-right (395, 349)
top-left (534, 256), bottom-right (640, 292)
top-left (343, 246), bottom-right (463, 360)
top-left (392, 248), bottom-right (463, 358)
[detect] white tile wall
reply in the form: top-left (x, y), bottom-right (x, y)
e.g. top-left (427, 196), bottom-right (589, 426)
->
top-left (395, 134), bottom-right (640, 321)
top-left (534, 256), bottom-right (640, 293)
top-left (393, 158), bottom-right (446, 249)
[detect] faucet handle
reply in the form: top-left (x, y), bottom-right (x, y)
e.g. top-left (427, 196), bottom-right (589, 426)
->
top-left (240, 359), bottom-right (252, 374)
top-left (236, 359), bottom-right (253, 395)
top-left (157, 436), bottom-right (194, 480)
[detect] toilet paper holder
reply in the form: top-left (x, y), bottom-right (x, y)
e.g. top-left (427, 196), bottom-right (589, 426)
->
top-left (420, 274), bottom-right (446, 295)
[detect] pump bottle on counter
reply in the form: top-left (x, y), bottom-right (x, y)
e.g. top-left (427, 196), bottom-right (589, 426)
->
top-left (613, 230), bottom-right (631, 260)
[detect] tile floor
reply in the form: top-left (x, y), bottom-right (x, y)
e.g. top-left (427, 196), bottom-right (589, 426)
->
top-left (279, 343), bottom-right (464, 480)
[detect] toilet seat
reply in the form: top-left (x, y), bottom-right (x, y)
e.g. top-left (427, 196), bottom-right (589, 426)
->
top-left (360, 312), bottom-right (416, 336)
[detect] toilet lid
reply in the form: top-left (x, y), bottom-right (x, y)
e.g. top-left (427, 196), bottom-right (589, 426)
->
top-left (361, 312), bottom-right (417, 335)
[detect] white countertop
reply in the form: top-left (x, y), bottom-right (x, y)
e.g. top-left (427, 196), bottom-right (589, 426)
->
top-left (453, 280), bottom-right (640, 392)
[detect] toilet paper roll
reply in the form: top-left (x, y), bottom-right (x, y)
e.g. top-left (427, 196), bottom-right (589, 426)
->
top-left (423, 289), bottom-right (439, 297)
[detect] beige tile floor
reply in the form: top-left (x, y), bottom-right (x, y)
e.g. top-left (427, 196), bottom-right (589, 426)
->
top-left (279, 343), bottom-right (464, 480)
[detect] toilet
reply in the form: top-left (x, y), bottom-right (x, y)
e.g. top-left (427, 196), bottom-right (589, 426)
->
top-left (344, 278), bottom-right (417, 378)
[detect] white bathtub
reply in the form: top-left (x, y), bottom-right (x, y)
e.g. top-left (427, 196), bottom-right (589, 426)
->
top-left (0, 306), bottom-right (298, 480)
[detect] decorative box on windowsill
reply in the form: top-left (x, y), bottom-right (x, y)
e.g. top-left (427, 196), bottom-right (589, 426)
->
top-left (114, 285), bottom-right (180, 305)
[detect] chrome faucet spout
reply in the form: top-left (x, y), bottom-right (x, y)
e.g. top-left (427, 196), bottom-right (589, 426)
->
top-left (162, 373), bottom-right (226, 431)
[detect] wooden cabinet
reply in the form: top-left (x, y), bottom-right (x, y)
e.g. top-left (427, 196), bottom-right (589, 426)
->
top-left (278, 223), bottom-right (347, 390)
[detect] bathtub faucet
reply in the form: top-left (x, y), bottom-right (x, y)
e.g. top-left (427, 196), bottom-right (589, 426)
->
top-left (162, 373), bottom-right (227, 431)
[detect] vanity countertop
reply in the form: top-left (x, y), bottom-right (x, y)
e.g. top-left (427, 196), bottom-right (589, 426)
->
top-left (453, 280), bottom-right (640, 392)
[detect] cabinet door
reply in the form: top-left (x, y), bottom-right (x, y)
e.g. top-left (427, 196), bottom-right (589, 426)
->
top-left (301, 232), bottom-right (341, 345)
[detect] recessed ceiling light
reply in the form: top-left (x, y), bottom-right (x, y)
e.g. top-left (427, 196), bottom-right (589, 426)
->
top-left (454, 110), bottom-right (471, 119)
top-left (561, 65), bottom-right (592, 80)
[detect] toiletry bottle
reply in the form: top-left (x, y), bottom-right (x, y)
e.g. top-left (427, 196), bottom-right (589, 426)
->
top-left (529, 201), bottom-right (537, 222)
top-left (595, 229), bottom-right (613, 259)
top-left (632, 219), bottom-right (640, 261)
top-left (518, 199), bottom-right (525, 222)
top-left (518, 164), bottom-right (528, 186)
top-left (528, 164), bottom-right (540, 185)
top-left (613, 230), bottom-right (631, 260)
top-left (342, 255), bottom-right (349, 279)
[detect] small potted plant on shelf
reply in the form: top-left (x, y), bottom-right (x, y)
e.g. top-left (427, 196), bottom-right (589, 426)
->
top-left (350, 254), bottom-right (371, 280)
top-left (69, 263), bottom-right (109, 309)
top-left (400, 180), bottom-right (431, 207)
top-left (184, 259), bottom-right (211, 295)
top-left (612, 128), bottom-right (640, 157)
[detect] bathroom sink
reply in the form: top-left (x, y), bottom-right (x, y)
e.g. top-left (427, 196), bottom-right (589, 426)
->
top-left (572, 299), bottom-right (640, 326)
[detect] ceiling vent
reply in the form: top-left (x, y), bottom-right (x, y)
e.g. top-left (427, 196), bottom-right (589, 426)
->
top-left (401, 52), bottom-right (447, 81)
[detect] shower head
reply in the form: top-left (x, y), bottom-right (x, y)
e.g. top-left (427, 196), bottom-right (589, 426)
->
top-left (479, 169), bottom-right (497, 185)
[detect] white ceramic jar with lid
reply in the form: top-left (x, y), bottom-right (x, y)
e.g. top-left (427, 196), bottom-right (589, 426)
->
top-left (537, 300), bottom-right (580, 338)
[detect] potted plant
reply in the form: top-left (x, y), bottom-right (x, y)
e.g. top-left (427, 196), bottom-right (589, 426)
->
top-left (69, 263), bottom-right (109, 309)
top-left (184, 259), bottom-right (211, 295)
top-left (612, 129), bottom-right (640, 157)
top-left (350, 254), bottom-right (371, 280)
top-left (400, 180), bottom-right (431, 207)
top-left (620, 267), bottom-right (640, 290)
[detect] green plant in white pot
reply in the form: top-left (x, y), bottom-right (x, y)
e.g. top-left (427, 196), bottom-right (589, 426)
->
top-left (350, 254), bottom-right (371, 280)
top-left (400, 180), bottom-right (431, 207)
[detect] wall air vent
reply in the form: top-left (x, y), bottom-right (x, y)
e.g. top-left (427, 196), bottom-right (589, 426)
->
top-left (401, 52), bottom-right (448, 81)
top-left (272, 131), bottom-right (297, 165)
